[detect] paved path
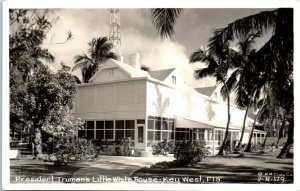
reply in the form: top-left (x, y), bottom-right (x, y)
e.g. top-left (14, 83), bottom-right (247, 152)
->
top-left (72, 156), bottom-right (173, 180)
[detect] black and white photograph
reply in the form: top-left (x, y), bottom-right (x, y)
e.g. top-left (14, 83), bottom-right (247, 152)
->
top-left (1, 0), bottom-right (298, 190)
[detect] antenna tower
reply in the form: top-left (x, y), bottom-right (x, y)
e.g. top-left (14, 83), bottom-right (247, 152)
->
top-left (109, 8), bottom-right (121, 46)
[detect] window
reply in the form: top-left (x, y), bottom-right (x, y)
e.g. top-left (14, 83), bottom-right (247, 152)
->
top-left (148, 120), bottom-right (154, 129)
top-left (86, 121), bottom-right (95, 129)
top-left (137, 119), bottom-right (145, 124)
top-left (125, 120), bottom-right (135, 129)
top-left (214, 130), bottom-right (222, 146)
top-left (107, 68), bottom-right (114, 76)
top-left (175, 128), bottom-right (189, 140)
top-left (171, 75), bottom-right (176, 85)
top-left (78, 121), bottom-right (95, 140)
top-left (79, 119), bottom-right (137, 141)
top-left (147, 116), bottom-right (175, 147)
top-left (138, 126), bottom-right (144, 143)
top-left (96, 121), bottom-right (104, 129)
top-left (115, 120), bottom-right (135, 140)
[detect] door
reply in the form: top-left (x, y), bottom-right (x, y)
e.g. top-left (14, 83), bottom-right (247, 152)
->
top-left (135, 125), bottom-right (145, 149)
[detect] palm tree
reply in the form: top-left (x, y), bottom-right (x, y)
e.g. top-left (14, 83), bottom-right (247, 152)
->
top-left (207, 8), bottom-right (293, 158)
top-left (152, 8), bottom-right (293, 158)
top-left (73, 37), bottom-right (118, 83)
top-left (222, 32), bottom-right (263, 151)
top-left (190, 41), bottom-right (235, 155)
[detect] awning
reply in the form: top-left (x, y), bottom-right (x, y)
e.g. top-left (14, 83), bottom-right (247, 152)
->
top-left (175, 116), bottom-right (240, 130)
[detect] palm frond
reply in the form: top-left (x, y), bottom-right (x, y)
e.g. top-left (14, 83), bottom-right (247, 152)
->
top-left (194, 68), bottom-right (216, 80)
top-left (151, 8), bottom-right (183, 39)
top-left (190, 48), bottom-right (219, 68)
top-left (208, 9), bottom-right (277, 50)
top-left (73, 54), bottom-right (93, 71)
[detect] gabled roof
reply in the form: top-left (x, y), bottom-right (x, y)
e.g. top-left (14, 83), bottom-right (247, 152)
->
top-left (194, 86), bottom-right (217, 97)
top-left (148, 68), bottom-right (175, 81)
top-left (89, 59), bottom-right (149, 82)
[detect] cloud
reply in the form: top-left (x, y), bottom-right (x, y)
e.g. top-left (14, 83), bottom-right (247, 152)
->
top-left (40, 9), bottom-right (216, 87)
top-left (119, 29), bottom-right (216, 87)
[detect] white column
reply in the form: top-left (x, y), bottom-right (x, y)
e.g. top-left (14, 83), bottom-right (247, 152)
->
top-left (213, 128), bottom-right (215, 156)
top-left (230, 131), bottom-right (232, 151)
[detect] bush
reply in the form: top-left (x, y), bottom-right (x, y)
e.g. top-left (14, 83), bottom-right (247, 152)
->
top-left (152, 140), bottom-right (175, 156)
top-left (174, 140), bottom-right (210, 167)
top-left (45, 137), bottom-right (98, 166)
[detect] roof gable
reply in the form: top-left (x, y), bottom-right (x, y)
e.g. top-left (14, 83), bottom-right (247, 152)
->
top-left (148, 68), bottom-right (176, 81)
top-left (89, 59), bottom-right (148, 83)
top-left (195, 86), bottom-right (217, 97)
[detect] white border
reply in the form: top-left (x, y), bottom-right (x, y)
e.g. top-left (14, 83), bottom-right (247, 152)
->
top-left (2, 0), bottom-right (300, 190)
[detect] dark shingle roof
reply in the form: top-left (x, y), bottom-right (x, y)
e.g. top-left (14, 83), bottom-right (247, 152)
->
top-left (148, 68), bottom-right (175, 81)
top-left (195, 86), bottom-right (217, 97)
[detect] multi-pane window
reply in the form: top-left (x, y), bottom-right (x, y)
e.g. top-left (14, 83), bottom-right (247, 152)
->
top-left (175, 128), bottom-right (190, 140)
top-left (115, 120), bottom-right (135, 141)
top-left (214, 130), bottom-right (222, 146)
top-left (95, 120), bottom-right (113, 140)
top-left (147, 116), bottom-right (174, 146)
top-left (78, 119), bottom-right (138, 141)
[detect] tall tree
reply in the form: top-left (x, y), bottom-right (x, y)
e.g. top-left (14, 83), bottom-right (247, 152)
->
top-left (9, 9), bottom-right (75, 158)
top-left (22, 63), bottom-right (77, 159)
top-left (9, 9), bottom-right (55, 147)
top-left (207, 8), bottom-right (293, 158)
top-left (73, 37), bottom-right (118, 83)
top-left (151, 8), bottom-right (293, 158)
top-left (222, 32), bottom-right (263, 150)
top-left (190, 41), bottom-right (235, 155)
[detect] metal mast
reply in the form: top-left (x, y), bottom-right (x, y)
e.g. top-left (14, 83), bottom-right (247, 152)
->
top-left (109, 8), bottom-right (121, 46)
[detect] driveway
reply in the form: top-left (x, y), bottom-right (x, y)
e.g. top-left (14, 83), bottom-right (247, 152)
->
top-left (72, 156), bottom-right (173, 180)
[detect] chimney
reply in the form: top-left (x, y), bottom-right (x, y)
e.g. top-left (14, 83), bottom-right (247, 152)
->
top-left (120, 56), bottom-right (124, 62)
top-left (129, 53), bottom-right (140, 70)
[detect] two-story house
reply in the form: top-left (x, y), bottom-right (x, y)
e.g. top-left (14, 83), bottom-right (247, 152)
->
top-left (72, 53), bottom-right (265, 155)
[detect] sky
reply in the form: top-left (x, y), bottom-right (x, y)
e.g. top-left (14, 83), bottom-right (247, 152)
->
top-left (40, 8), bottom-right (274, 87)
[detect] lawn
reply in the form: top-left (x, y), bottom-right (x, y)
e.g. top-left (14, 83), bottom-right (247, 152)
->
top-left (10, 148), bottom-right (293, 184)
top-left (10, 155), bottom-right (99, 183)
top-left (131, 149), bottom-right (293, 184)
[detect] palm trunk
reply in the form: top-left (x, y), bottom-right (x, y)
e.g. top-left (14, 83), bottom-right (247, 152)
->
top-left (262, 116), bottom-right (274, 150)
top-left (277, 118), bottom-right (293, 159)
top-left (236, 105), bottom-right (250, 150)
top-left (276, 115), bottom-right (286, 148)
top-left (245, 108), bottom-right (261, 152)
top-left (33, 125), bottom-right (43, 159)
top-left (217, 84), bottom-right (230, 156)
top-left (245, 87), bottom-right (267, 152)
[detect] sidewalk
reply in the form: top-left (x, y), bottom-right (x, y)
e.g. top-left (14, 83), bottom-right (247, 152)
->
top-left (72, 156), bottom-right (173, 179)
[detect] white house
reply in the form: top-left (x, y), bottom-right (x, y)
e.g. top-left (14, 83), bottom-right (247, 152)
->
top-left (72, 53), bottom-right (265, 155)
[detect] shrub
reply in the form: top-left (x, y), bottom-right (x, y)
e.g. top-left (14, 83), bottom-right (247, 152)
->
top-left (152, 140), bottom-right (175, 156)
top-left (174, 140), bottom-right (210, 167)
top-left (43, 116), bottom-right (99, 166)
top-left (46, 137), bottom-right (98, 166)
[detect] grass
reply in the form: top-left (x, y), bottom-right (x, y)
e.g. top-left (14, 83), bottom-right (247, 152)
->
top-left (10, 156), bottom-right (99, 183)
top-left (131, 148), bottom-right (293, 184)
top-left (10, 146), bottom-right (293, 184)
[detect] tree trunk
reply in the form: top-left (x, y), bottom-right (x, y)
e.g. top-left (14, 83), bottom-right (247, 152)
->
top-left (277, 118), bottom-right (293, 159)
top-left (237, 105), bottom-right (250, 150)
top-left (276, 115), bottom-right (286, 148)
top-left (217, 84), bottom-right (230, 156)
top-left (33, 126), bottom-right (43, 159)
top-left (245, 108), bottom-right (260, 152)
top-left (262, 116), bottom-right (274, 149)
